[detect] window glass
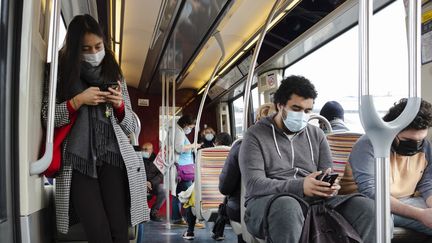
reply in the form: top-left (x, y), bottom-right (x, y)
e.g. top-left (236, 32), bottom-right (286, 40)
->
top-left (284, 1), bottom-right (407, 133)
top-left (251, 87), bottom-right (259, 122)
top-left (0, 0), bottom-right (6, 223)
top-left (232, 96), bottom-right (245, 139)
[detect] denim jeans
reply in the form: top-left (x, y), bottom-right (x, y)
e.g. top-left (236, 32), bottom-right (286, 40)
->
top-left (393, 197), bottom-right (432, 235)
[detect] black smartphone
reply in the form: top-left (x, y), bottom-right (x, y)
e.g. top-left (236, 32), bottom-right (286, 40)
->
top-left (99, 81), bottom-right (119, 92)
top-left (316, 172), bottom-right (338, 186)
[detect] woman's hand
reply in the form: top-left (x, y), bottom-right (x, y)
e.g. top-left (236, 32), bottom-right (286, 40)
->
top-left (72, 87), bottom-right (110, 109)
top-left (106, 80), bottom-right (123, 109)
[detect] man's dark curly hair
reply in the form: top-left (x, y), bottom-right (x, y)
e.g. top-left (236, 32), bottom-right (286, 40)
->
top-left (273, 75), bottom-right (318, 110)
top-left (383, 98), bottom-right (432, 130)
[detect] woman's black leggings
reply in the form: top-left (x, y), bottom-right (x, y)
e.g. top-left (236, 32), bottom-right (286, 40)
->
top-left (71, 164), bottom-right (129, 243)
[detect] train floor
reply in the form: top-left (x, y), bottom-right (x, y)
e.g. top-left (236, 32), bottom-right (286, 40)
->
top-left (137, 220), bottom-right (238, 243)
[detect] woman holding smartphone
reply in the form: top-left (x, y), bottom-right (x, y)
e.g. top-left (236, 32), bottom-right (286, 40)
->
top-left (41, 14), bottom-right (149, 243)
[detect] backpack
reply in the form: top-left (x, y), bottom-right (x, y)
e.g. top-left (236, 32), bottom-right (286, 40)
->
top-left (300, 201), bottom-right (363, 243)
top-left (262, 193), bottom-right (363, 243)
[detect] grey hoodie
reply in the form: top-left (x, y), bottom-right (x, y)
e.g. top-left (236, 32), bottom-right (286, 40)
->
top-left (239, 115), bottom-right (332, 204)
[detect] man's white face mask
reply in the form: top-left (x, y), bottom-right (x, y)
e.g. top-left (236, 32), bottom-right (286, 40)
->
top-left (82, 48), bottom-right (105, 67)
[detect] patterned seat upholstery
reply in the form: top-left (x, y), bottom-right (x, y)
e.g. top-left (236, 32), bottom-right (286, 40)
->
top-left (195, 146), bottom-right (231, 221)
top-left (326, 132), bottom-right (362, 195)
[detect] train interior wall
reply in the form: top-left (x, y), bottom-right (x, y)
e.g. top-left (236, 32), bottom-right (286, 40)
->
top-left (128, 87), bottom-right (218, 153)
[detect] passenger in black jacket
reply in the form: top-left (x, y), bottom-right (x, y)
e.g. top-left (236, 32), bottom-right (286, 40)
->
top-left (218, 103), bottom-right (276, 242)
top-left (142, 142), bottom-right (166, 222)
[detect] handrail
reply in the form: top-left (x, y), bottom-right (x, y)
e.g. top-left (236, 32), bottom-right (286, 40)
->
top-left (193, 31), bottom-right (225, 157)
top-left (358, 1), bottom-right (421, 242)
top-left (308, 114), bottom-right (332, 133)
top-left (30, 0), bottom-right (62, 175)
top-left (239, 0), bottom-right (281, 242)
top-left (242, 0), bottom-right (282, 135)
top-left (129, 112), bottom-right (141, 146)
top-left (193, 31), bottom-right (225, 221)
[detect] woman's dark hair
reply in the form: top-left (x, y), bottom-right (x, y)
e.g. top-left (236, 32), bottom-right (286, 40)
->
top-left (383, 98), bottom-right (432, 130)
top-left (273, 75), bottom-right (318, 110)
top-left (177, 114), bottom-right (196, 128)
top-left (215, 132), bottom-right (233, 146)
top-left (58, 14), bottom-right (122, 101)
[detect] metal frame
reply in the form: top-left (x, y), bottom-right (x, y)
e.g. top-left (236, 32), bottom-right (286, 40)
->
top-left (29, 0), bottom-right (62, 175)
top-left (358, 1), bottom-right (421, 242)
top-left (193, 31), bottom-right (225, 220)
top-left (242, 0), bottom-right (281, 134)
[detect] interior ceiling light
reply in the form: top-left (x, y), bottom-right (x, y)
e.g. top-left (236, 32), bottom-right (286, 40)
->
top-left (217, 0), bottom-right (301, 78)
top-left (110, 0), bottom-right (124, 65)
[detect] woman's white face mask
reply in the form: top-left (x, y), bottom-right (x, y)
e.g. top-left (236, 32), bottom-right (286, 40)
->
top-left (82, 48), bottom-right (105, 67)
top-left (184, 127), bottom-right (192, 135)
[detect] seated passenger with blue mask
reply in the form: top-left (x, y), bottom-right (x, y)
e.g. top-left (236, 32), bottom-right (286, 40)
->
top-left (200, 127), bottom-right (216, 149)
top-left (319, 100), bottom-right (349, 133)
top-left (239, 75), bottom-right (375, 243)
top-left (349, 98), bottom-right (432, 236)
top-left (141, 142), bottom-right (166, 222)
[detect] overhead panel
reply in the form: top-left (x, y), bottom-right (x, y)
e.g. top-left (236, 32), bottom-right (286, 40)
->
top-left (120, 0), bottom-right (163, 88)
top-left (144, 0), bottom-right (230, 94)
top-left (61, 0), bottom-right (98, 26)
top-left (179, 0), bottom-right (285, 90)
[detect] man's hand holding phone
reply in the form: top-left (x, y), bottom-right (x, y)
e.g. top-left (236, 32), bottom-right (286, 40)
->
top-left (303, 168), bottom-right (340, 197)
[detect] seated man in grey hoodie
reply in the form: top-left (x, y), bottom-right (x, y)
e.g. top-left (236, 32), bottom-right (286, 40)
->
top-left (239, 75), bottom-right (375, 243)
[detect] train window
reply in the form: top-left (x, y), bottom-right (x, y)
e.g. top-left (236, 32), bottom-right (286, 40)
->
top-left (284, 1), bottom-right (407, 133)
top-left (47, 12), bottom-right (66, 63)
top-left (0, 0), bottom-right (6, 223)
top-left (251, 87), bottom-right (259, 121)
top-left (232, 96), bottom-right (244, 139)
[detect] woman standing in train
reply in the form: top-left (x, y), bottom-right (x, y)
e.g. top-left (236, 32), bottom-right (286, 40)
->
top-left (169, 114), bottom-right (201, 238)
top-left (41, 14), bottom-right (149, 243)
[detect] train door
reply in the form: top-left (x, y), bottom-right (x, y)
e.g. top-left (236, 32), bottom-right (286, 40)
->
top-left (0, 0), bottom-right (22, 242)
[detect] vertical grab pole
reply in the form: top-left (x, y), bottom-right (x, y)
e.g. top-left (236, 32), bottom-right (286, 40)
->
top-left (170, 75), bottom-right (176, 226)
top-left (193, 32), bottom-right (225, 220)
top-left (161, 72), bottom-right (171, 229)
top-left (242, 0), bottom-right (282, 134)
top-left (166, 74), bottom-right (172, 229)
top-left (408, 0), bottom-right (421, 98)
top-left (358, 1), bottom-right (421, 243)
top-left (30, 0), bottom-right (62, 175)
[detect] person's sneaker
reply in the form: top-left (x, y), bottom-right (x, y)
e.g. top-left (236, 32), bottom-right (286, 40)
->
top-left (194, 222), bottom-right (205, 229)
top-left (211, 233), bottom-right (225, 241)
top-left (182, 231), bottom-right (195, 240)
top-left (172, 219), bottom-right (188, 226)
top-left (150, 212), bottom-right (164, 222)
top-left (195, 220), bottom-right (205, 229)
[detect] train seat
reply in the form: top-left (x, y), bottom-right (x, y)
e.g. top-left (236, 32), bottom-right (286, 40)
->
top-left (326, 132), bottom-right (432, 243)
top-left (194, 146), bottom-right (231, 222)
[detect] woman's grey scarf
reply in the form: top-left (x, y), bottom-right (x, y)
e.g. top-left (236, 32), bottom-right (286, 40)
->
top-left (65, 62), bottom-right (123, 178)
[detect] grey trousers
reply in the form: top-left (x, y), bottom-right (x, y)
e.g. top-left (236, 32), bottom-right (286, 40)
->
top-left (149, 183), bottom-right (166, 212)
top-left (245, 195), bottom-right (375, 243)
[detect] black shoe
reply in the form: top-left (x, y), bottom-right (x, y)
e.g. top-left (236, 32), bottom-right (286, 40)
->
top-left (212, 233), bottom-right (225, 241)
top-left (150, 211), bottom-right (164, 222)
top-left (182, 231), bottom-right (195, 240)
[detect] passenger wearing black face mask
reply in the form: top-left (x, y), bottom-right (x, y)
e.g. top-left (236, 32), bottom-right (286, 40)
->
top-left (350, 98), bottom-right (432, 236)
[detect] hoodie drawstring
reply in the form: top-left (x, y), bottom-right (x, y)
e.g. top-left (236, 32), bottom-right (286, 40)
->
top-left (271, 124), bottom-right (282, 159)
top-left (305, 129), bottom-right (315, 165)
top-left (271, 123), bottom-right (315, 167)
